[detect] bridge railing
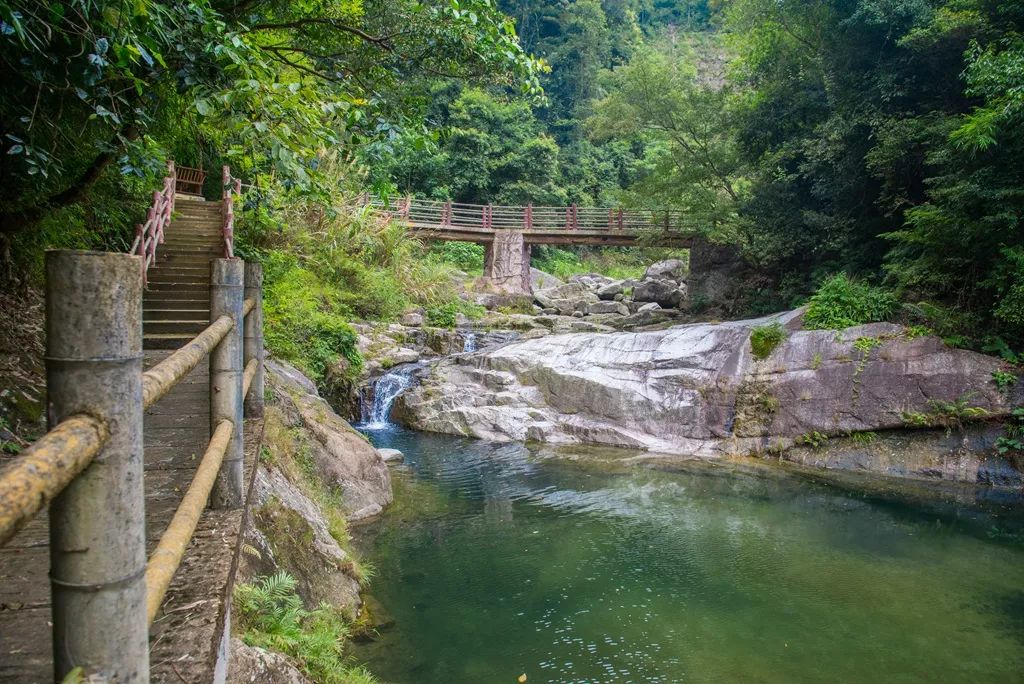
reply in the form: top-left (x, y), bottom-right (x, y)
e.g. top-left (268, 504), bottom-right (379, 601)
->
top-left (363, 195), bottom-right (704, 233)
top-left (0, 250), bottom-right (264, 681)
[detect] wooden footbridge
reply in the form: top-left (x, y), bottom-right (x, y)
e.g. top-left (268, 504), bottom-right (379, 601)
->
top-left (361, 195), bottom-right (700, 293)
top-left (0, 163), bottom-right (264, 682)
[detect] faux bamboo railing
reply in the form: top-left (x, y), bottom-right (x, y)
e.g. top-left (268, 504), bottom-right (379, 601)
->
top-left (222, 165), bottom-right (243, 258)
top-left (0, 250), bottom-right (265, 681)
top-left (361, 195), bottom-right (704, 233)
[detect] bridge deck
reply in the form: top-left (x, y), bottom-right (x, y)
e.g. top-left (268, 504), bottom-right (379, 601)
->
top-left (404, 222), bottom-right (694, 247)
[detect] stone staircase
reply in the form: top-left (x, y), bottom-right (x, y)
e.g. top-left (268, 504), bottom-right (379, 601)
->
top-left (143, 198), bottom-right (222, 350)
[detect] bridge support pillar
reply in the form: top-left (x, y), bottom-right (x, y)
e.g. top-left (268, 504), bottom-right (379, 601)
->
top-left (243, 262), bottom-right (264, 418)
top-left (210, 258), bottom-right (245, 509)
top-left (46, 250), bottom-right (149, 682)
top-left (483, 231), bottom-right (531, 294)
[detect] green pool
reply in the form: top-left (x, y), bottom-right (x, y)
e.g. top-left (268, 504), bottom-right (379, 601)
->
top-left (351, 427), bottom-right (1024, 683)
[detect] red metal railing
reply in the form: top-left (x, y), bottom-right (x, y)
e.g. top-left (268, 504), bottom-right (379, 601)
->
top-left (221, 165), bottom-right (242, 258)
top-left (362, 195), bottom-right (704, 233)
top-left (130, 161), bottom-right (176, 286)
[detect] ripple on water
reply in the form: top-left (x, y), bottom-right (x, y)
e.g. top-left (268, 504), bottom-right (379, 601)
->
top-left (352, 427), bottom-right (1024, 684)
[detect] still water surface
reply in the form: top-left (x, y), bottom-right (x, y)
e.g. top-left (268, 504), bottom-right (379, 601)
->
top-left (352, 427), bottom-right (1024, 683)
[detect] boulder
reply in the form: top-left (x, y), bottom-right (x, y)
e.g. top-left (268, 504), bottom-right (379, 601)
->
top-left (400, 311), bottom-right (424, 326)
top-left (596, 280), bottom-right (627, 300)
top-left (586, 300), bottom-right (630, 316)
top-left (398, 315), bottom-right (1016, 468)
top-left (268, 361), bottom-right (392, 520)
top-left (569, 273), bottom-right (616, 292)
top-left (228, 639), bottom-right (309, 684)
top-left (530, 267), bottom-right (563, 291)
top-left (634, 278), bottom-right (687, 308)
top-left (377, 448), bottom-right (404, 463)
top-left (387, 348), bottom-right (420, 365)
top-left (637, 302), bottom-right (661, 313)
top-left (643, 259), bottom-right (686, 282)
top-left (534, 281), bottom-right (599, 316)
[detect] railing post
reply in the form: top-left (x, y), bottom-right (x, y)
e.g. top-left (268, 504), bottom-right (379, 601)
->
top-left (210, 258), bottom-right (245, 508)
top-left (243, 262), bottom-right (264, 418)
top-left (525, 203), bottom-right (533, 230)
top-left (46, 250), bottom-right (148, 682)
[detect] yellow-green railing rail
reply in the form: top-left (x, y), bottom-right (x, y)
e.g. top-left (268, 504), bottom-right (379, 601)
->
top-left (0, 250), bottom-right (265, 682)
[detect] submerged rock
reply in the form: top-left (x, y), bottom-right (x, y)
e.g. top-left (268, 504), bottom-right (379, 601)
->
top-left (398, 313), bottom-right (1018, 480)
top-left (378, 448), bottom-right (404, 463)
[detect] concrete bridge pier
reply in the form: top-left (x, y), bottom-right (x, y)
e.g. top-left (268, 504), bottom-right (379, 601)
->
top-left (482, 231), bottom-right (531, 295)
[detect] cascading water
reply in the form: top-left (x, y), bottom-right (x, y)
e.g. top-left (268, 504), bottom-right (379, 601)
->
top-left (360, 364), bottom-right (421, 430)
top-left (462, 332), bottom-right (478, 353)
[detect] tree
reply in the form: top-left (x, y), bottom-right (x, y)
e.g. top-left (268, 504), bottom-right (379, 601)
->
top-left (0, 0), bottom-right (544, 233)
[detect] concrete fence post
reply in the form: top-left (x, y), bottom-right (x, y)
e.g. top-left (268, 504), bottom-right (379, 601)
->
top-left (46, 250), bottom-right (149, 682)
top-left (243, 261), bottom-right (264, 418)
top-left (210, 258), bottom-right (245, 508)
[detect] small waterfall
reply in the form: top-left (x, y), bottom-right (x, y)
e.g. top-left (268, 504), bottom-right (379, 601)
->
top-left (462, 332), bottom-right (478, 353)
top-left (360, 364), bottom-right (420, 430)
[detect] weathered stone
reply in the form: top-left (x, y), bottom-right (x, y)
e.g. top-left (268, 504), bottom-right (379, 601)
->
top-left (534, 281), bottom-right (600, 315)
top-left (400, 312), bottom-right (424, 327)
top-left (571, 311), bottom-right (585, 318)
top-left (586, 300), bottom-right (629, 316)
top-left (388, 348), bottom-right (421, 365)
top-left (398, 315), bottom-right (1015, 467)
top-left (228, 639), bottom-right (309, 684)
top-left (249, 462), bottom-right (362, 613)
top-left (268, 361), bottom-right (392, 520)
top-left (633, 278), bottom-right (687, 308)
top-left (483, 230), bottom-right (530, 294)
top-left (643, 259), bottom-right (686, 282)
top-left (596, 280), bottom-right (627, 300)
top-left (569, 273), bottom-right (616, 292)
top-left (530, 267), bottom-right (563, 291)
top-left (637, 302), bottom-right (661, 312)
top-left (377, 448), bottom-right (404, 463)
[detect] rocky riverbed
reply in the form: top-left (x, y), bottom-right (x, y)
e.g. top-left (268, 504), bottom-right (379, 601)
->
top-left (392, 308), bottom-right (1023, 485)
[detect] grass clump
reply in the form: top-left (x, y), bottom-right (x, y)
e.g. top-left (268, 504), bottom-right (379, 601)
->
top-left (901, 396), bottom-right (990, 435)
top-left (803, 274), bottom-right (898, 330)
top-left (750, 322), bottom-right (786, 360)
top-left (235, 572), bottom-right (377, 684)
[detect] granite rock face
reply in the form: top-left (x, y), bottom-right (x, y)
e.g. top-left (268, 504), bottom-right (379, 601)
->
top-left (268, 360), bottom-right (392, 520)
top-left (397, 314), bottom-right (1015, 462)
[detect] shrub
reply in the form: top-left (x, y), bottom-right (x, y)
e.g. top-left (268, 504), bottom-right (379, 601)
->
top-left (425, 301), bottom-right (459, 328)
top-left (750, 322), bottom-right (786, 360)
top-left (803, 274), bottom-right (898, 330)
top-left (431, 241), bottom-right (485, 273)
top-left (235, 573), bottom-right (377, 684)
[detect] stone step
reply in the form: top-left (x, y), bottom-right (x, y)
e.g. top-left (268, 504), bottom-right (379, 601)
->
top-left (143, 333), bottom-right (196, 350)
top-left (144, 298), bottom-right (210, 309)
top-left (146, 282), bottom-right (208, 292)
top-left (144, 308), bottom-right (211, 321)
top-left (143, 320), bottom-right (208, 335)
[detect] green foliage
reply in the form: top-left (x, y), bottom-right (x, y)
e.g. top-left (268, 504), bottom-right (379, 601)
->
top-left (235, 573), bottom-right (377, 684)
top-left (430, 242), bottom-right (485, 273)
top-left (749, 322), bottom-right (786, 360)
top-left (796, 431), bottom-right (829, 449)
top-left (995, 407), bottom-right (1024, 456)
top-left (425, 301), bottom-right (459, 329)
top-left (803, 275), bottom-right (898, 330)
top-left (992, 370), bottom-right (1017, 393)
top-left (532, 245), bottom-right (684, 281)
top-left (849, 431), bottom-right (878, 445)
top-left (901, 396), bottom-right (990, 435)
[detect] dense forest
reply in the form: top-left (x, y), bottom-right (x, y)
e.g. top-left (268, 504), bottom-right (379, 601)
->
top-left (1, 0), bottom-right (1022, 362)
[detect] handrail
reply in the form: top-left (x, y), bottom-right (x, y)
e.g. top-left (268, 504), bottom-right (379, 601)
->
top-left (0, 413), bottom-right (110, 546)
top-left (145, 418), bottom-right (234, 624)
top-left (0, 250), bottom-right (265, 680)
top-left (222, 165), bottom-right (243, 258)
top-left (130, 160), bottom-right (176, 285)
top-left (360, 194), bottom-right (705, 233)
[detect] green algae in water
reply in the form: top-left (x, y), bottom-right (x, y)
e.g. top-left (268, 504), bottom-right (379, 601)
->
top-left (352, 428), bottom-right (1024, 683)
